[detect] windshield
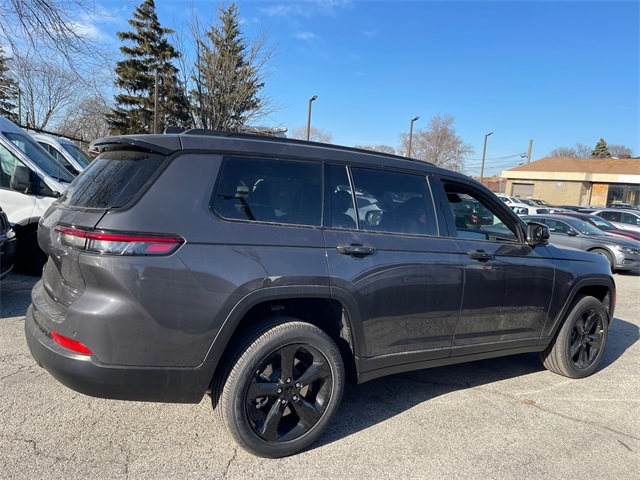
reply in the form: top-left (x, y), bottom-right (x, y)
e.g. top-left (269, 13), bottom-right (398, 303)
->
top-left (3, 131), bottom-right (74, 182)
top-left (587, 216), bottom-right (615, 230)
top-left (61, 142), bottom-right (92, 168)
top-left (566, 218), bottom-right (605, 235)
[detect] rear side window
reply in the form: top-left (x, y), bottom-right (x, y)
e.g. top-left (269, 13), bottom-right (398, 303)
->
top-left (212, 157), bottom-right (322, 227)
top-left (58, 150), bottom-right (167, 209)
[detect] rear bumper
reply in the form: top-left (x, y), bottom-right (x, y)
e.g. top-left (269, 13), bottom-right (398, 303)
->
top-left (25, 304), bottom-right (215, 404)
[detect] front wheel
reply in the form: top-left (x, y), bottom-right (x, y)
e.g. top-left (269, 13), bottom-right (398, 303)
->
top-left (214, 319), bottom-right (344, 458)
top-left (541, 295), bottom-right (609, 378)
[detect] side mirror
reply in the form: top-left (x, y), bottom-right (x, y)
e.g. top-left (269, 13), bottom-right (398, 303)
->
top-left (10, 165), bottom-right (32, 193)
top-left (526, 222), bottom-right (549, 246)
top-left (567, 229), bottom-right (578, 237)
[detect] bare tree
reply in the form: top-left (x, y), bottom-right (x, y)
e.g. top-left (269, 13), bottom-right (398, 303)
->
top-left (57, 95), bottom-right (112, 143)
top-left (354, 145), bottom-right (396, 155)
top-left (608, 144), bottom-right (634, 158)
top-left (0, 0), bottom-right (106, 75)
top-left (289, 126), bottom-right (332, 143)
top-left (549, 146), bottom-right (577, 157)
top-left (549, 143), bottom-right (593, 158)
top-left (399, 114), bottom-right (473, 171)
top-left (13, 55), bottom-right (81, 130)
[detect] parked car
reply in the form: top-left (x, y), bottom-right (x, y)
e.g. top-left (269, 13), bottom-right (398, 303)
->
top-left (450, 195), bottom-right (494, 229)
top-left (593, 209), bottom-right (640, 233)
top-left (606, 203), bottom-right (639, 210)
top-left (509, 205), bottom-right (550, 215)
top-left (0, 116), bottom-right (74, 274)
top-left (32, 133), bottom-right (93, 175)
top-left (27, 130), bottom-right (616, 458)
top-left (522, 214), bottom-right (640, 272)
top-left (555, 212), bottom-right (640, 241)
top-left (0, 205), bottom-right (16, 279)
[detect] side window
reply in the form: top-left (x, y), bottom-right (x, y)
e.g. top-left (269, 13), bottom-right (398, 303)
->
top-left (326, 164), bottom-right (357, 229)
top-left (546, 219), bottom-right (570, 234)
top-left (601, 211), bottom-right (619, 222)
top-left (212, 157), bottom-right (322, 227)
top-left (442, 181), bottom-right (519, 241)
top-left (0, 143), bottom-right (23, 189)
top-left (621, 212), bottom-right (640, 226)
top-left (348, 167), bottom-right (437, 236)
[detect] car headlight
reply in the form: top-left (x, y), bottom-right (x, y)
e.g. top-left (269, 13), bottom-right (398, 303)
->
top-left (615, 244), bottom-right (640, 255)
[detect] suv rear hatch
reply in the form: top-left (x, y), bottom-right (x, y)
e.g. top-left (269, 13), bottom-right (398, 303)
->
top-left (37, 148), bottom-right (173, 314)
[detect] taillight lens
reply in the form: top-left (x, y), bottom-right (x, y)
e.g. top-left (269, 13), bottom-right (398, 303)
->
top-left (50, 330), bottom-right (93, 355)
top-left (54, 225), bottom-right (184, 256)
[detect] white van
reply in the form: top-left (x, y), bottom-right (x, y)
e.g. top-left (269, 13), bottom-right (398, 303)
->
top-left (0, 116), bottom-right (75, 274)
top-left (31, 133), bottom-right (93, 174)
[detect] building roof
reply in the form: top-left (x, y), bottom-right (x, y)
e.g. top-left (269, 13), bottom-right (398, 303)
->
top-left (503, 157), bottom-right (640, 184)
top-left (508, 157), bottom-right (639, 175)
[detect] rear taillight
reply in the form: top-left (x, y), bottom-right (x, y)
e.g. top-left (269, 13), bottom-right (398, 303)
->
top-left (54, 225), bottom-right (184, 256)
top-left (50, 330), bottom-right (93, 355)
top-left (471, 215), bottom-right (479, 224)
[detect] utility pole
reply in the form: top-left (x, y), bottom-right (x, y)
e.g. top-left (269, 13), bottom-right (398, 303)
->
top-left (526, 139), bottom-right (533, 163)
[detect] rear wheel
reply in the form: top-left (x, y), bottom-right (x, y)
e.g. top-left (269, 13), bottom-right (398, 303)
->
top-left (541, 295), bottom-right (608, 378)
top-left (214, 318), bottom-right (344, 458)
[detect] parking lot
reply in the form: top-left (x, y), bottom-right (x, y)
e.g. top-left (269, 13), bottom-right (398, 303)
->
top-left (1, 271), bottom-right (638, 479)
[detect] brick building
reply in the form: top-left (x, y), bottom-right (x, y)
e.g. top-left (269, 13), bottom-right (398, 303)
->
top-left (501, 157), bottom-right (640, 208)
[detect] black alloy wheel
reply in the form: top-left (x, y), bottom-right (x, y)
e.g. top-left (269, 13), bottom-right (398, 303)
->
top-left (215, 319), bottom-right (344, 458)
top-left (541, 295), bottom-right (609, 378)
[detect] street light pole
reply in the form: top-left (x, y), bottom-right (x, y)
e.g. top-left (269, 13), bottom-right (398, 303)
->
top-left (407, 115), bottom-right (420, 157)
top-left (480, 131), bottom-right (493, 184)
top-left (154, 68), bottom-right (161, 134)
top-left (306, 95), bottom-right (318, 141)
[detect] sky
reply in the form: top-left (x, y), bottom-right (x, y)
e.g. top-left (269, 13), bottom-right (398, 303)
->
top-left (84, 0), bottom-right (639, 176)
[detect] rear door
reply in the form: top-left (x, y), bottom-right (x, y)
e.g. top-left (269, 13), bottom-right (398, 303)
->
top-left (431, 176), bottom-right (556, 354)
top-left (323, 164), bottom-right (463, 367)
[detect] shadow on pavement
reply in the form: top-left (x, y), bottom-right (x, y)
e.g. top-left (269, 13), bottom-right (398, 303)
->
top-left (316, 315), bottom-right (638, 451)
top-left (0, 272), bottom-right (40, 319)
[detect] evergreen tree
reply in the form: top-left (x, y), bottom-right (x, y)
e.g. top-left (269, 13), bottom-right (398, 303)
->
top-left (0, 46), bottom-right (19, 123)
top-left (591, 138), bottom-right (611, 158)
top-left (107, 0), bottom-right (190, 135)
top-left (192, 3), bottom-right (264, 130)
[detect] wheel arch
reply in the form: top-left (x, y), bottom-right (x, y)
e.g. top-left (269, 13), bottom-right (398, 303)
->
top-left (544, 277), bottom-right (615, 343)
top-left (204, 286), bottom-right (365, 386)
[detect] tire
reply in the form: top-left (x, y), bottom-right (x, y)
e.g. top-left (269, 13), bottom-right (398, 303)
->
top-left (541, 295), bottom-right (609, 378)
top-left (15, 230), bottom-right (47, 276)
top-left (591, 248), bottom-right (614, 272)
top-left (214, 318), bottom-right (344, 458)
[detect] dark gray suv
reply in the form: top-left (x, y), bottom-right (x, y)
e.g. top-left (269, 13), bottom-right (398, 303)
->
top-left (26, 131), bottom-right (616, 457)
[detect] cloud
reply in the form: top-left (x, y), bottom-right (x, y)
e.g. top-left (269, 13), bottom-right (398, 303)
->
top-left (260, 0), bottom-right (352, 18)
top-left (294, 31), bottom-right (317, 42)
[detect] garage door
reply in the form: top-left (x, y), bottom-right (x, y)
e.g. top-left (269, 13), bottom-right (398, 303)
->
top-left (512, 183), bottom-right (534, 199)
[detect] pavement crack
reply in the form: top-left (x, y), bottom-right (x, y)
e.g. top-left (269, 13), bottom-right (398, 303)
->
top-left (222, 446), bottom-right (238, 479)
top-left (0, 363), bottom-right (37, 381)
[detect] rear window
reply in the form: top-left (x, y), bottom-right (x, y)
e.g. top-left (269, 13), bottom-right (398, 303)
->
top-left (58, 150), bottom-right (167, 209)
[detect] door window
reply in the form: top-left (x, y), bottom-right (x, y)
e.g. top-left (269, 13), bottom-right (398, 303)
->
top-left (440, 181), bottom-right (520, 242)
top-left (213, 157), bottom-right (322, 227)
top-left (620, 212), bottom-right (640, 226)
top-left (345, 167), bottom-right (437, 236)
top-left (0, 144), bottom-right (23, 189)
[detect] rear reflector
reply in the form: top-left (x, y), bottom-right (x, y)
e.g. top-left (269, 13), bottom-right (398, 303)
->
top-left (50, 330), bottom-right (93, 355)
top-left (54, 225), bottom-right (184, 256)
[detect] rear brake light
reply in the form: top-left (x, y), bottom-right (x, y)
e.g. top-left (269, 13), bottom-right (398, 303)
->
top-left (54, 225), bottom-right (184, 256)
top-left (50, 330), bottom-right (92, 355)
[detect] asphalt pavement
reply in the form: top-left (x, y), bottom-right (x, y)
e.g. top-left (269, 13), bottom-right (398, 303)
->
top-left (1, 271), bottom-right (638, 479)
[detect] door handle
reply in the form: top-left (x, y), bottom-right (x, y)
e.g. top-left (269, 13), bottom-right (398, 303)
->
top-left (337, 244), bottom-right (375, 256)
top-left (467, 250), bottom-right (494, 260)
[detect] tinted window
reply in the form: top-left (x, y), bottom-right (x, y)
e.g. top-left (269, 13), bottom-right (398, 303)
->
top-left (213, 157), bottom-right (322, 227)
top-left (59, 150), bottom-right (167, 209)
top-left (620, 212), bottom-right (640, 226)
top-left (61, 143), bottom-right (92, 168)
top-left (600, 211), bottom-right (620, 222)
top-left (442, 181), bottom-right (519, 241)
top-left (347, 167), bottom-right (437, 236)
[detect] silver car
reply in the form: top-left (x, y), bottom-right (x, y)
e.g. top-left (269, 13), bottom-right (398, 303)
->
top-left (522, 214), bottom-right (640, 271)
top-left (592, 209), bottom-right (640, 233)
